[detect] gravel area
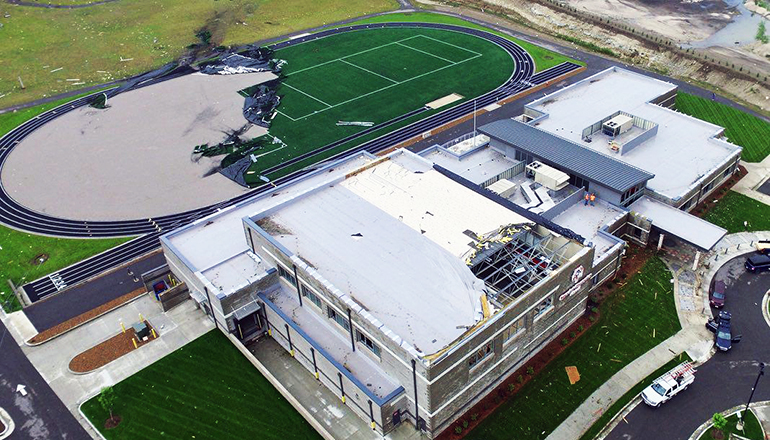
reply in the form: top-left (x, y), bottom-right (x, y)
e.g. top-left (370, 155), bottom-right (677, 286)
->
top-left (68, 320), bottom-right (158, 373)
top-left (1, 72), bottom-right (275, 221)
top-left (27, 288), bottom-right (146, 345)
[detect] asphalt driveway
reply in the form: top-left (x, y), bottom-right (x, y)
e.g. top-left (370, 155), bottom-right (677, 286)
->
top-left (0, 320), bottom-right (89, 439)
top-left (607, 252), bottom-right (770, 440)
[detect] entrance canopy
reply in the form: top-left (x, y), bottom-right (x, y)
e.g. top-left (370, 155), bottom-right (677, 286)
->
top-left (630, 197), bottom-right (727, 251)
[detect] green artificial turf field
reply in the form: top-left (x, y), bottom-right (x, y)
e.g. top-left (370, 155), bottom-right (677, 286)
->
top-left (243, 26), bottom-right (515, 185)
top-left (675, 92), bottom-right (770, 163)
top-left (82, 330), bottom-right (322, 440)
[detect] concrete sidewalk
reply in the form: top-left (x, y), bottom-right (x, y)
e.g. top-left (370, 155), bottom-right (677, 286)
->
top-left (733, 156), bottom-right (770, 206)
top-left (546, 230), bottom-right (770, 440)
top-left (1, 296), bottom-right (214, 438)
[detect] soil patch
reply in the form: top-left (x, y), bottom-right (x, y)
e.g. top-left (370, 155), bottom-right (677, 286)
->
top-left (104, 415), bottom-right (122, 430)
top-left (27, 288), bottom-right (147, 345)
top-left (30, 253), bottom-right (49, 266)
top-left (68, 320), bottom-right (158, 373)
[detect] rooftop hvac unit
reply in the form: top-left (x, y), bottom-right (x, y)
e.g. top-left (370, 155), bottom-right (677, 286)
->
top-left (525, 161), bottom-right (569, 191)
top-left (602, 114), bottom-right (633, 137)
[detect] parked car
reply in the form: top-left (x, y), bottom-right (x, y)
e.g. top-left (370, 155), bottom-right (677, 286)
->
top-left (709, 279), bottom-right (726, 308)
top-left (641, 361), bottom-right (696, 407)
top-left (756, 240), bottom-right (770, 255)
top-left (706, 310), bottom-right (742, 351)
top-left (745, 254), bottom-right (770, 273)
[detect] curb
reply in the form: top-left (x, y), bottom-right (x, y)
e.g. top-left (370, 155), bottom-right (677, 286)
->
top-left (66, 321), bottom-right (159, 376)
top-left (762, 289), bottom-right (770, 331)
top-left (77, 391), bottom-right (108, 440)
top-left (594, 357), bottom-right (706, 440)
top-left (687, 402), bottom-right (768, 440)
top-left (0, 407), bottom-right (14, 440)
top-left (25, 291), bottom-right (148, 347)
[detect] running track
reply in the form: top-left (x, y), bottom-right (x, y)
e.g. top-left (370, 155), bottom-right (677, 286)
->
top-left (0, 22), bottom-right (581, 302)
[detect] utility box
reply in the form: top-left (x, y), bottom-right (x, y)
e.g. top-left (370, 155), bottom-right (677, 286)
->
top-left (602, 114), bottom-right (633, 137)
top-left (526, 161), bottom-right (569, 191)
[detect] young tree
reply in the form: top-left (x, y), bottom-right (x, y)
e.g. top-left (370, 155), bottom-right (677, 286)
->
top-left (98, 386), bottom-right (117, 423)
top-left (711, 413), bottom-right (728, 438)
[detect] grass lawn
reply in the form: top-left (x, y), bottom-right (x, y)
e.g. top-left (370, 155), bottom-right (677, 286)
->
top-left (350, 12), bottom-right (581, 72)
top-left (82, 330), bottom-right (322, 440)
top-left (578, 354), bottom-right (692, 440)
top-left (0, 0), bottom-right (397, 109)
top-left (675, 92), bottom-right (770, 162)
top-left (247, 25), bottom-right (514, 185)
top-left (466, 256), bottom-right (681, 440)
top-left (0, 92), bottom-right (132, 313)
top-left (697, 410), bottom-right (764, 440)
top-left (703, 191), bottom-right (770, 233)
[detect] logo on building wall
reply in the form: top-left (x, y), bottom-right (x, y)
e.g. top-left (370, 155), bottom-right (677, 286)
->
top-left (571, 265), bottom-right (584, 283)
top-left (560, 270), bottom-right (589, 302)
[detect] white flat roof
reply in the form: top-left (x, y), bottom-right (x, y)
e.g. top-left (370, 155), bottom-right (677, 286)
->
top-left (165, 153), bottom-right (374, 273)
top-left (630, 196), bottom-right (727, 250)
top-left (201, 251), bottom-right (267, 294)
top-left (265, 152), bottom-right (533, 354)
top-left (423, 146), bottom-right (518, 185)
top-left (527, 67), bottom-right (741, 200)
top-left (552, 199), bottom-right (626, 263)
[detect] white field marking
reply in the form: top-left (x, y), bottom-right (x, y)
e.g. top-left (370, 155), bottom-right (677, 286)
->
top-left (285, 35), bottom-right (422, 77)
top-left (276, 110), bottom-right (299, 122)
top-left (415, 34), bottom-right (483, 57)
top-left (281, 83), bottom-right (332, 108)
top-left (280, 53), bottom-right (483, 121)
top-left (395, 41), bottom-right (455, 64)
top-left (253, 143), bottom-right (287, 158)
top-left (339, 59), bottom-right (398, 84)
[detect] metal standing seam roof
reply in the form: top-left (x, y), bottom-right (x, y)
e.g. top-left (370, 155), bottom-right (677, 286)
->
top-left (478, 119), bottom-right (655, 193)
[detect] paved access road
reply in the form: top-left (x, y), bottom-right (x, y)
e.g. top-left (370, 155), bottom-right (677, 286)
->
top-left (24, 252), bottom-right (166, 332)
top-left (0, 320), bottom-right (90, 439)
top-left (607, 253), bottom-right (770, 440)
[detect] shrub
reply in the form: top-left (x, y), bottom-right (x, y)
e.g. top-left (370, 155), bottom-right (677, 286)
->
top-left (471, 413), bottom-right (479, 421)
top-left (589, 315), bottom-right (596, 323)
top-left (462, 420), bottom-right (469, 429)
top-left (518, 375), bottom-right (525, 384)
top-left (591, 307), bottom-right (599, 314)
top-left (196, 29), bottom-right (212, 45)
top-left (712, 413), bottom-right (728, 431)
top-left (508, 383), bottom-right (516, 393)
top-left (561, 338), bottom-right (569, 346)
top-left (455, 426), bottom-right (463, 434)
top-left (578, 325), bottom-right (584, 332)
top-left (570, 331), bottom-right (576, 339)
top-left (527, 366), bottom-right (535, 375)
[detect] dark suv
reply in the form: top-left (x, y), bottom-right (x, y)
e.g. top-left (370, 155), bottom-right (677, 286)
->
top-left (745, 254), bottom-right (770, 273)
top-left (709, 279), bottom-right (726, 308)
top-left (706, 311), bottom-right (742, 352)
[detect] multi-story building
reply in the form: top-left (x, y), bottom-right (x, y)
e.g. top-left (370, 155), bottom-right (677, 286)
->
top-left (162, 149), bottom-right (594, 437)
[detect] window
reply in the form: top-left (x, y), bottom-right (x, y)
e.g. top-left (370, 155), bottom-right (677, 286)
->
top-left (356, 330), bottom-right (381, 357)
top-left (533, 296), bottom-right (553, 319)
top-left (301, 284), bottom-right (322, 309)
top-left (277, 265), bottom-right (297, 287)
top-left (723, 167), bottom-right (731, 178)
top-left (327, 307), bottom-right (350, 332)
top-left (501, 319), bottom-right (524, 344)
top-left (468, 342), bottom-right (494, 369)
top-left (569, 174), bottom-right (589, 191)
top-left (620, 184), bottom-right (644, 207)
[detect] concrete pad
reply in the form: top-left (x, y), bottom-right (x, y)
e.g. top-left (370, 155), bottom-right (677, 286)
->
top-left (2, 72), bottom-right (276, 221)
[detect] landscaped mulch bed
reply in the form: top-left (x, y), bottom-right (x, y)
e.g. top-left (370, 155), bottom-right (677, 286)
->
top-left (68, 321), bottom-right (158, 373)
top-left (27, 288), bottom-right (146, 345)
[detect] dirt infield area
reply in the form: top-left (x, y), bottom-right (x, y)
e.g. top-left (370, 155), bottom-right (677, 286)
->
top-left (1, 72), bottom-right (276, 221)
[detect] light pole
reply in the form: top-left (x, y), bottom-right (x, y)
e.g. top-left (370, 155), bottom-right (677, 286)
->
top-left (737, 362), bottom-right (765, 431)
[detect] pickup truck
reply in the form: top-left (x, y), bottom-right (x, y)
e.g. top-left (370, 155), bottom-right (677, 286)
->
top-left (641, 362), bottom-right (696, 407)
